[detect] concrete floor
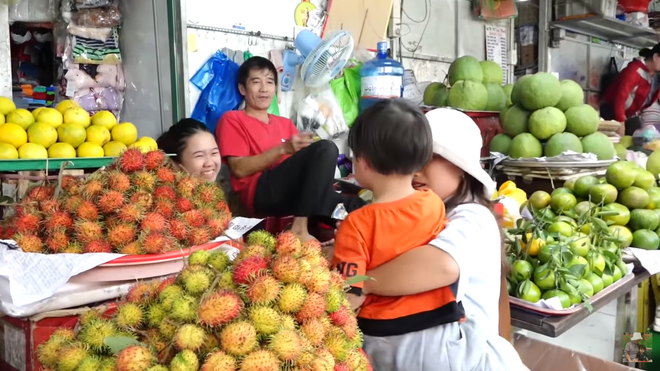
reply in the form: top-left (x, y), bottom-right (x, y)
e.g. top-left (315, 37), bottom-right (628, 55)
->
top-left (515, 300), bottom-right (619, 362)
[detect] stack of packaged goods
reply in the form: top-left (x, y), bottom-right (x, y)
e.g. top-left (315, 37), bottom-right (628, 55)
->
top-left (59, 0), bottom-right (125, 118)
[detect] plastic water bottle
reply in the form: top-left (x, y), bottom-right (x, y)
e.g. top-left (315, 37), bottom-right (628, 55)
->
top-left (359, 41), bottom-right (404, 112)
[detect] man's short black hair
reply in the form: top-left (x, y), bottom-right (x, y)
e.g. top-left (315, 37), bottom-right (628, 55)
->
top-left (238, 56), bottom-right (279, 89)
top-left (348, 99), bottom-right (433, 176)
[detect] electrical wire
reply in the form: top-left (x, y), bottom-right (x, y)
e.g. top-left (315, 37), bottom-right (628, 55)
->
top-left (399, 0), bottom-right (432, 54)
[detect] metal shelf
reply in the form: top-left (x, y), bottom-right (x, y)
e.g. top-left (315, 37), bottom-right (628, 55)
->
top-left (550, 15), bottom-right (659, 49)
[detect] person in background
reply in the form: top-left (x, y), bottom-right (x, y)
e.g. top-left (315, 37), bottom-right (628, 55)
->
top-left (216, 56), bottom-right (362, 243)
top-left (637, 344), bottom-right (651, 363)
top-left (156, 118), bottom-right (221, 182)
top-left (602, 44), bottom-right (660, 135)
top-left (357, 108), bottom-right (528, 371)
top-left (625, 332), bottom-right (644, 366)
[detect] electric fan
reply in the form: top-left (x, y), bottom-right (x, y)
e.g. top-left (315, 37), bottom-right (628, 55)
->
top-left (281, 30), bottom-right (354, 92)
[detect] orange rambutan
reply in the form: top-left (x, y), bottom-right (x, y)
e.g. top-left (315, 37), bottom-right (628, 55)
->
top-left (155, 167), bottom-right (176, 183)
top-left (27, 185), bottom-right (55, 201)
top-left (158, 276), bottom-right (177, 293)
top-left (176, 176), bottom-right (198, 198)
top-left (132, 171), bottom-right (156, 192)
top-left (141, 212), bottom-right (167, 232)
top-left (74, 220), bottom-right (103, 244)
top-left (142, 232), bottom-right (175, 254)
top-left (84, 239), bottom-right (112, 253)
top-left (76, 200), bottom-right (99, 221)
top-left (154, 186), bottom-right (176, 201)
top-left (15, 213), bottom-right (41, 234)
top-left (169, 219), bottom-right (189, 241)
top-left (117, 203), bottom-right (144, 223)
top-left (207, 219), bottom-right (227, 238)
top-left (119, 241), bottom-right (142, 255)
top-left (14, 234), bottom-right (43, 253)
top-left (1, 225), bottom-right (16, 240)
top-left (107, 171), bottom-right (132, 192)
top-left (60, 175), bottom-right (79, 192)
top-left (98, 190), bottom-right (125, 213)
top-left (130, 191), bottom-right (153, 210)
top-left (198, 207), bottom-right (217, 221)
top-left (61, 243), bottom-right (83, 254)
top-left (45, 211), bottom-right (74, 231)
top-left (108, 224), bottom-right (137, 246)
top-left (126, 281), bottom-right (159, 304)
top-left (145, 150), bottom-right (167, 171)
top-left (182, 210), bottom-right (205, 228)
top-left (176, 198), bottom-right (193, 213)
top-left (232, 255), bottom-right (269, 285)
top-left (39, 198), bottom-right (60, 214)
top-left (216, 200), bottom-right (230, 215)
top-left (153, 200), bottom-right (175, 219)
top-left (187, 227), bottom-right (212, 247)
top-left (46, 229), bottom-right (69, 253)
top-left (80, 178), bottom-right (104, 199)
top-left (118, 148), bottom-right (146, 173)
top-left (62, 195), bottom-right (83, 214)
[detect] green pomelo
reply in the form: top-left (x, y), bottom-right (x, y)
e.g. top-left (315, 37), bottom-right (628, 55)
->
top-left (484, 83), bottom-right (506, 111)
top-left (480, 60), bottom-right (503, 84)
top-left (511, 75), bottom-right (532, 106)
top-left (628, 209), bottom-right (660, 231)
top-left (448, 81), bottom-right (488, 111)
top-left (606, 161), bottom-right (638, 189)
top-left (423, 82), bottom-right (446, 105)
top-left (646, 149), bottom-right (660, 179)
top-left (503, 84), bottom-right (514, 106)
top-left (632, 229), bottom-right (660, 250)
top-left (620, 135), bottom-right (634, 149)
top-left (448, 56), bottom-right (483, 85)
top-left (431, 87), bottom-right (449, 107)
top-left (618, 186), bottom-right (650, 209)
top-left (648, 192), bottom-right (660, 209)
top-left (589, 183), bottom-right (618, 205)
top-left (555, 80), bottom-right (584, 111)
top-left (519, 73), bottom-right (562, 111)
top-left (614, 144), bottom-right (628, 160)
top-left (545, 132), bottom-right (583, 158)
top-left (565, 104), bottom-right (599, 137)
top-left (528, 107), bottom-right (567, 140)
top-left (509, 133), bottom-right (543, 159)
top-left (634, 170), bottom-right (657, 190)
top-left (581, 132), bottom-right (615, 161)
top-left (501, 105), bottom-right (532, 137)
top-left (489, 134), bottom-right (512, 155)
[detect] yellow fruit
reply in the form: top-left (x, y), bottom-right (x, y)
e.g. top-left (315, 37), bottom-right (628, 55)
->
top-left (27, 122), bottom-right (58, 148)
top-left (103, 141), bottom-right (127, 157)
top-left (86, 125), bottom-right (111, 146)
top-left (138, 136), bottom-right (158, 150)
top-left (31, 107), bottom-right (45, 121)
top-left (55, 100), bottom-right (79, 115)
top-left (91, 111), bottom-right (117, 130)
top-left (63, 108), bottom-right (91, 128)
top-left (18, 143), bottom-right (48, 159)
top-left (0, 114), bottom-right (4, 125)
top-left (112, 123), bottom-right (138, 145)
top-left (499, 180), bottom-right (517, 194)
top-left (0, 123), bottom-right (27, 148)
top-left (502, 188), bottom-right (527, 206)
top-left (0, 143), bottom-right (18, 159)
top-left (129, 140), bottom-right (151, 154)
top-left (57, 124), bottom-right (87, 148)
top-left (0, 97), bottom-right (16, 115)
top-left (48, 142), bottom-right (76, 158)
top-left (37, 108), bottom-right (64, 128)
top-left (7, 108), bottom-right (35, 130)
top-left (77, 142), bottom-right (105, 157)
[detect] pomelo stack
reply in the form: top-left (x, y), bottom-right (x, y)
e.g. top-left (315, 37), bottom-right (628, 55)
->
top-left (0, 148), bottom-right (232, 255)
top-left (0, 97), bottom-right (156, 159)
top-left (37, 233), bottom-right (371, 371)
top-left (489, 74), bottom-right (616, 160)
top-left (422, 56), bottom-right (510, 112)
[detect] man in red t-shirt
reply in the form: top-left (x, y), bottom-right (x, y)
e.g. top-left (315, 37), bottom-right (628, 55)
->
top-left (217, 57), bottom-right (363, 241)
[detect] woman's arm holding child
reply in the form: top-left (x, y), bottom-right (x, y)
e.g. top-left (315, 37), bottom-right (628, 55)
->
top-left (332, 218), bottom-right (369, 311)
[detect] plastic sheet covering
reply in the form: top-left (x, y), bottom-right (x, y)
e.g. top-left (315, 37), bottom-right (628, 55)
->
top-left (190, 50), bottom-right (242, 134)
top-left (9, 0), bottom-right (57, 22)
top-left (513, 334), bottom-right (636, 371)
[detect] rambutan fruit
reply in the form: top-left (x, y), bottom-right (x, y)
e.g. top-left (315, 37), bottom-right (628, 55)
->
top-left (27, 185), bottom-right (55, 202)
top-left (141, 212), bottom-right (167, 232)
top-left (249, 306), bottom-right (282, 336)
top-left (268, 328), bottom-right (303, 362)
top-left (115, 302), bottom-right (144, 330)
top-left (305, 266), bottom-right (331, 294)
top-left (176, 197), bottom-right (194, 213)
top-left (126, 281), bottom-right (159, 305)
top-left (219, 320), bottom-right (258, 357)
top-left (158, 275), bottom-right (177, 292)
top-left (176, 176), bottom-right (198, 198)
top-left (329, 305), bottom-right (351, 327)
top-left (105, 215), bottom-right (120, 230)
top-left (173, 324), bottom-right (206, 351)
top-left (208, 250), bottom-right (230, 272)
top-left (76, 200), bottom-right (99, 221)
top-left (51, 327), bottom-right (76, 341)
top-left (154, 185), bottom-right (176, 201)
top-left (56, 344), bottom-right (90, 371)
top-left (346, 348), bottom-right (371, 371)
top-left (217, 270), bottom-right (235, 291)
top-left (235, 244), bottom-right (270, 263)
top-left (197, 182), bottom-right (222, 204)
top-left (301, 317), bottom-right (327, 347)
top-left (130, 191), bottom-right (153, 210)
top-left (14, 234), bottom-right (44, 253)
top-left (119, 241), bottom-right (142, 255)
top-left (155, 166), bottom-right (176, 183)
top-left (200, 331), bottom-right (221, 355)
top-left (115, 345), bottom-right (155, 371)
top-left (98, 190), bottom-right (125, 213)
top-left (169, 219), bottom-right (189, 242)
top-left (182, 269), bottom-right (211, 295)
top-left (276, 231), bottom-right (302, 255)
top-left (133, 171), bottom-right (156, 192)
top-left (80, 178), bottom-right (104, 199)
top-left (142, 232), bottom-right (176, 254)
top-left (201, 351), bottom-right (236, 371)
top-left (15, 212), bottom-right (41, 234)
top-left (107, 171), bottom-right (131, 192)
top-left (197, 291), bottom-right (243, 327)
top-left (278, 283), bottom-right (307, 313)
top-left (245, 275), bottom-right (280, 305)
top-left (188, 249), bottom-right (210, 265)
top-left (118, 148), bottom-right (146, 173)
top-left (84, 239), bottom-right (112, 253)
top-left (76, 356), bottom-right (105, 371)
top-left (142, 329), bottom-right (168, 353)
top-left (246, 230), bottom-right (277, 251)
top-left (170, 294), bottom-right (199, 322)
top-left (240, 349), bottom-right (281, 371)
top-left (152, 199), bottom-right (175, 218)
top-left (146, 303), bottom-right (167, 327)
top-left (78, 309), bottom-right (101, 327)
top-left (39, 198), bottom-right (60, 214)
top-left (296, 292), bottom-right (327, 322)
top-left (182, 209), bottom-right (205, 228)
top-left (187, 227), bottom-right (212, 246)
top-left (301, 239), bottom-right (322, 257)
top-left (334, 362), bottom-right (351, 371)
top-left (159, 284), bottom-right (184, 310)
top-left (341, 315), bottom-right (359, 340)
top-left (158, 318), bottom-right (178, 339)
top-left (325, 328), bottom-right (351, 361)
top-left (108, 223), bottom-right (137, 246)
top-left (233, 255), bottom-right (269, 285)
top-left (117, 203), bottom-right (144, 223)
top-left (60, 175), bottom-right (79, 192)
top-left (216, 200), bottom-right (230, 214)
top-left (325, 287), bottom-right (344, 313)
top-left (63, 195), bottom-right (83, 214)
top-left (79, 319), bottom-right (117, 352)
top-left (272, 254), bottom-right (301, 284)
top-left (38, 330), bottom-right (73, 368)
top-left (45, 229), bottom-right (69, 253)
top-left (45, 211), bottom-right (73, 231)
top-left (280, 314), bottom-right (297, 331)
top-left (198, 206), bottom-right (217, 221)
top-left (329, 271), bottom-right (346, 290)
top-left (145, 150), bottom-right (167, 171)
top-left (298, 259), bottom-right (313, 285)
top-left (170, 350), bottom-right (199, 371)
top-left (99, 358), bottom-right (116, 371)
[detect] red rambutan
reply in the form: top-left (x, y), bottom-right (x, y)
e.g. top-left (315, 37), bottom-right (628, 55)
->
top-left (197, 182), bottom-right (222, 204)
top-left (232, 255), bottom-right (270, 285)
top-left (142, 232), bottom-right (175, 254)
top-left (105, 215), bottom-right (121, 230)
top-left (45, 211), bottom-right (74, 231)
top-left (14, 234), bottom-right (43, 253)
top-left (108, 224), bottom-right (137, 246)
top-left (119, 241), bottom-right (142, 255)
top-left (1, 225), bottom-right (16, 240)
top-left (198, 207), bottom-right (217, 221)
top-left (46, 229), bottom-right (69, 253)
top-left (15, 213), bottom-right (41, 234)
top-left (187, 227), bottom-right (212, 247)
top-left (169, 219), bottom-right (189, 241)
top-left (98, 190), bottom-right (126, 213)
top-left (27, 185), bottom-right (55, 202)
top-left (158, 276), bottom-right (177, 293)
top-left (197, 291), bottom-right (243, 327)
top-left (118, 148), bottom-right (146, 173)
top-left (60, 175), bottom-right (79, 192)
top-left (207, 219), bottom-right (227, 238)
top-left (107, 171), bottom-right (131, 192)
top-left (329, 306), bottom-right (351, 327)
top-left (62, 195), bottom-right (83, 214)
top-left (80, 178), bottom-right (104, 199)
top-left (126, 281), bottom-right (159, 304)
top-left (117, 203), bottom-right (144, 223)
top-left (132, 171), bottom-right (156, 192)
top-left (84, 239), bottom-right (112, 253)
top-left (216, 200), bottom-right (231, 215)
top-left (141, 212), bottom-right (167, 233)
top-left (145, 150), bottom-right (167, 171)
top-left (182, 210), bottom-right (205, 228)
top-left (176, 197), bottom-right (193, 213)
top-left (155, 167), bottom-right (176, 184)
top-left (276, 232), bottom-right (302, 255)
top-left (176, 176), bottom-right (198, 198)
top-left (76, 200), bottom-right (99, 221)
top-left (74, 220), bottom-right (103, 244)
top-left (153, 200), bottom-right (175, 219)
top-left (334, 362), bottom-right (351, 371)
top-left (130, 191), bottom-right (153, 210)
top-left (39, 198), bottom-right (60, 214)
top-left (154, 186), bottom-right (176, 201)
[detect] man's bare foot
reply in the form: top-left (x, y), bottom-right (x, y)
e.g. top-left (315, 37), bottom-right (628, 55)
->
top-left (321, 238), bottom-right (334, 247)
top-left (294, 232), bottom-right (317, 244)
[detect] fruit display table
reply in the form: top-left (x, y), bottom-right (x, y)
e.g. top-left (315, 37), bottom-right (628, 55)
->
top-left (0, 157), bottom-right (115, 172)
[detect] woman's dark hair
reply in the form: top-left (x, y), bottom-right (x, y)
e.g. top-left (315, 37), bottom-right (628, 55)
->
top-left (156, 118), bottom-right (212, 162)
top-left (640, 44), bottom-right (660, 60)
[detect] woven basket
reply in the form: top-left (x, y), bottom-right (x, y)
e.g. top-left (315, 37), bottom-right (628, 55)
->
top-left (598, 120), bottom-right (622, 133)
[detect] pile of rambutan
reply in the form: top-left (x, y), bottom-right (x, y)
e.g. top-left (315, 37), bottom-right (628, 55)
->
top-left (37, 231), bottom-right (372, 371)
top-left (3, 148), bottom-right (231, 255)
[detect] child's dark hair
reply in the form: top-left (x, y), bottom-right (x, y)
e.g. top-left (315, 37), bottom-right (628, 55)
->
top-left (639, 345), bottom-right (647, 351)
top-left (348, 99), bottom-right (433, 175)
top-left (156, 118), bottom-right (212, 162)
top-left (238, 56), bottom-right (278, 90)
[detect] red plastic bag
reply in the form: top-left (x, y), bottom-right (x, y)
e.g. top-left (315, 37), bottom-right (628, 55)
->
top-left (618, 0), bottom-right (652, 13)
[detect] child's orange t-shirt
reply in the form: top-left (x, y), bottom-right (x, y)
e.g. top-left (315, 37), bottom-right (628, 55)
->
top-left (332, 190), bottom-right (465, 337)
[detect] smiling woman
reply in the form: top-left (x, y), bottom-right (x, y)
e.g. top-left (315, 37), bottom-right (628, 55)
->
top-left (156, 118), bottom-right (222, 182)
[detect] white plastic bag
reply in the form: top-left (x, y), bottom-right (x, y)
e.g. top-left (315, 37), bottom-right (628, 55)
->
top-left (295, 85), bottom-right (349, 139)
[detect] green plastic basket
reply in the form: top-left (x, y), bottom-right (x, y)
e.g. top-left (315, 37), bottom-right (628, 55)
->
top-left (0, 157), bottom-right (116, 172)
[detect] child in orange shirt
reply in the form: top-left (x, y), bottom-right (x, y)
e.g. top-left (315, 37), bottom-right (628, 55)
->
top-left (332, 99), bottom-right (465, 361)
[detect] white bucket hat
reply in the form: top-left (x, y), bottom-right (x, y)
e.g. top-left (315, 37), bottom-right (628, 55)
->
top-left (425, 108), bottom-right (497, 197)
top-left (631, 332), bottom-right (644, 341)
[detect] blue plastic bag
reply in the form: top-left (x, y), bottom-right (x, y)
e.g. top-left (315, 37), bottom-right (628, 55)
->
top-left (190, 50), bottom-right (242, 134)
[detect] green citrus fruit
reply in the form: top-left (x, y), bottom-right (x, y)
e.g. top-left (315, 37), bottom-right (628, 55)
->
top-left (601, 202), bottom-right (630, 225)
top-left (511, 260), bottom-right (534, 282)
top-left (574, 176), bottom-right (599, 198)
top-left (589, 183), bottom-right (618, 205)
top-left (548, 221), bottom-right (573, 237)
top-left (542, 289), bottom-right (572, 309)
top-left (569, 232), bottom-right (591, 257)
top-left (608, 225), bottom-right (633, 248)
top-left (529, 190), bottom-right (552, 210)
top-left (533, 265), bottom-right (556, 291)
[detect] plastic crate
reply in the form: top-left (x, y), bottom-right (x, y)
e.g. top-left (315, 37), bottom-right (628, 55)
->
top-left (618, 0), bottom-right (652, 13)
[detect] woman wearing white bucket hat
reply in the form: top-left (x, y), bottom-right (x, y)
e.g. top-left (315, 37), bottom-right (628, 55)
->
top-left (359, 108), bottom-right (528, 371)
